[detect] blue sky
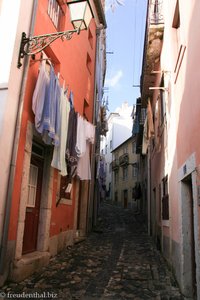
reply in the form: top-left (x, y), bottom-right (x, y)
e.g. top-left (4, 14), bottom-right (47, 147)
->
top-left (104, 0), bottom-right (147, 112)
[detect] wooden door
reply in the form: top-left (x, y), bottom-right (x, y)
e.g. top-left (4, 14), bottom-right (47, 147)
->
top-left (124, 189), bottom-right (128, 208)
top-left (22, 154), bottom-right (43, 254)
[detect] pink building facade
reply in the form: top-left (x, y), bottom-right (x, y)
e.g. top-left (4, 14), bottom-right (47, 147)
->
top-left (137, 0), bottom-right (200, 298)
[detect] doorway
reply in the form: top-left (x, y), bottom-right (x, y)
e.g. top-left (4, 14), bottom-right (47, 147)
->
top-left (181, 174), bottom-right (197, 298)
top-left (22, 143), bottom-right (44, 254)
top-left (123, 189), bottom-right (128, 208)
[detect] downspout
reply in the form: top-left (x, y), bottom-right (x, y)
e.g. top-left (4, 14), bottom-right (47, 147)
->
top-left (86, 27), bottom-right (101, 233)
top-left (147, 145), bottom-right (151, 235)
top-left (86, 0), bottom-right (107, 233)
top-left (0, 0), bottom-right (38, 273)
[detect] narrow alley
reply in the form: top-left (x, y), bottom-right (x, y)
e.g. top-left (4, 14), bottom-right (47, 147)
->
top-left (1, 203), bottom-right (183, 300)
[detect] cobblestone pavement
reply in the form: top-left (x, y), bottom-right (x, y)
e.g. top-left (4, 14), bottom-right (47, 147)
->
top-left (1, 203), bottom-right (185, 300)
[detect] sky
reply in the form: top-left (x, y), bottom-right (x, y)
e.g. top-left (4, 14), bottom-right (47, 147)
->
top-left (104, 0), bottom-right (147, 112)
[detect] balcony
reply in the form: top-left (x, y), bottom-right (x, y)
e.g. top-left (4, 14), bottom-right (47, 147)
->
top-left (140, 0), bottom-right (164, 104)
top-left (111, 159), bottom-right (119, 170)
top-left (149, 0), bottom-right (164, 25)
top-left (119, 153), bottom-right (129, 166)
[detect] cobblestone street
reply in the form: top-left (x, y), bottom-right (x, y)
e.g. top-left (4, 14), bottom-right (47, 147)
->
top-left (1, 203), bottom-right (184, 300)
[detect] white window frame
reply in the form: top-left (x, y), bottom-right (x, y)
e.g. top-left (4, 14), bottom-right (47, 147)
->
top-left (27, 164), bottom-right (38, 207)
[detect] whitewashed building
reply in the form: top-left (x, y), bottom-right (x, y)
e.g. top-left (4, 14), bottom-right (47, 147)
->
top-left (100, 102), bottom-right (133, 200)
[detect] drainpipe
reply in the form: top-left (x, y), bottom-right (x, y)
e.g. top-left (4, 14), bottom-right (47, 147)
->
top-left (147, 145), bottom-right (151, 235)
top-left (0, 0), bottom-right (38, 274)
top-left (86, 27), bottom-right (101, 233)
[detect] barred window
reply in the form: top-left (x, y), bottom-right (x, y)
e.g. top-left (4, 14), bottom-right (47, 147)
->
top-left (27, 164), bottom-right (38, 207)
top-left (48, 0), bottom-right (64, 30)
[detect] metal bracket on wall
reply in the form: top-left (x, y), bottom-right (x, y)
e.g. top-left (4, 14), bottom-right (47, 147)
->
top-left (17, 29), bottom-right (79, 69)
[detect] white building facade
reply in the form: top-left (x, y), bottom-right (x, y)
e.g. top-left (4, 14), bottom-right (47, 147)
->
top-left (100, 102), bottom-right (133, 200)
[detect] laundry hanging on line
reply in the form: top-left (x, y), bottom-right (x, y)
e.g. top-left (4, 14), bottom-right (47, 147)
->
top-left (32, 61), bottom-right (95, 180)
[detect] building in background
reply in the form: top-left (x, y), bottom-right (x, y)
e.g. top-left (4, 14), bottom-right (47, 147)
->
top-left (111, 136), bottom-right (140, 209)
top-left (0, 0), bottom-right (106, 286)
top-left (0, 0), bottom-right (37, 286)
top-left (100, 102), bottom-right (133, 200)
top-left (135, 0), bottom-right (200, 298)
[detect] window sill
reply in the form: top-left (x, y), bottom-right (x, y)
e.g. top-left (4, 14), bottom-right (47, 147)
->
top-left (162, 220), bottom-right (169, 227)
top-left (0, 83), bottom-right (8, 90)
top-left (59, 198), bottom-right (72, 205)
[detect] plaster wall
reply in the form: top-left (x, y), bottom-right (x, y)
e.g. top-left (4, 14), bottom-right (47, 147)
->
top-left (0, 0), bottom-right (34, 246)
top-left (112, 138), bottom-right (139, 208)
top-left (157, 0), bottom-right (200, 296)
top-left (8, 0), bottom-right (98, 242)
top-left (100, 104), bottom-right (133, 196)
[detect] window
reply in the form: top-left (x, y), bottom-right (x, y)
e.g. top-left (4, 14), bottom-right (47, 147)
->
top-left (88, 28), bottom-right (93, 48)
top-left (172, 0), bottom-right (180, 30)
top-left (60, 175), bottom-right (72, 200)
top-left (115, 191), bottom-right (118, 202)
top-left (32, 142), bottom-right (45, 158)
top-left (123, 146), bottom-right (128, 154)
top-left (158, 183), bottom-right (161, 222)
top-left (172, 0), bottom-right (180, 51)
top-left (114, 170), bottom-right (119, 184)
top-left (132, 163), bottom-right (138, 178)
top-left (114, 152), bottom-right (118, 160)
top-left (122, 166), bottom-right (128, 181)
top-left (105, 145), bottom-right (108, 154)
top-left (109, 163), bottom-right (112, 173)
top-left (83, 99), bottom-right (89, 120)
top-left (132, 141), bottom-right (136, 153)
top-left (162, 176), bottom-right (169, 220)
top-left (27, 165), bottom-right (38, 207)
top-left (48, 0), bottom-right (64, 30)
top-left (86, 53), bottom-right (92, 74)
top-left (140, 108), bottom-right (146, 125)
top-left (160, 76), bottom-right (166, 124)
top-left (132, 188), bottom-right (135, 199)
top-left (172, 0), bottom-right (186, 83)
top-left (110, 140), bottom-right (112, 150)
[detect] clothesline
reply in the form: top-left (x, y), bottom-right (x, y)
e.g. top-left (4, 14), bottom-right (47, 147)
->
top-left (31, 57), bottom-right (71, 93)
top-left (32, 60), bottom-right (95, 181)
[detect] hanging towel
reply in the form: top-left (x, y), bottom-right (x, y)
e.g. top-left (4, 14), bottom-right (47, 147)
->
top-left (51, 88), bottom-right (70, 175)
top-left (32, 61), bottom-right (49, 132)
top-left (42, 67), bottom-right (61, 146)
top-left (75, 114), bottom-right (86, 157)
top-left (77, 119), bottom-right (95, 180)
top-left (66, 108), bottom-right (78, 167)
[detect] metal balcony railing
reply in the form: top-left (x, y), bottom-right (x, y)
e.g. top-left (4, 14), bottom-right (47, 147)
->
top-left (149, 0), bottom-right (164, 25)
top-left (111, 159), bottom-right (119, 170)
top-left (119, 153), bottom-right (129, 166)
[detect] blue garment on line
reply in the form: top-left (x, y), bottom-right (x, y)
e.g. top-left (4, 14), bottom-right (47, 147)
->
top-left (42, 66), bottom-right (61, 146)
